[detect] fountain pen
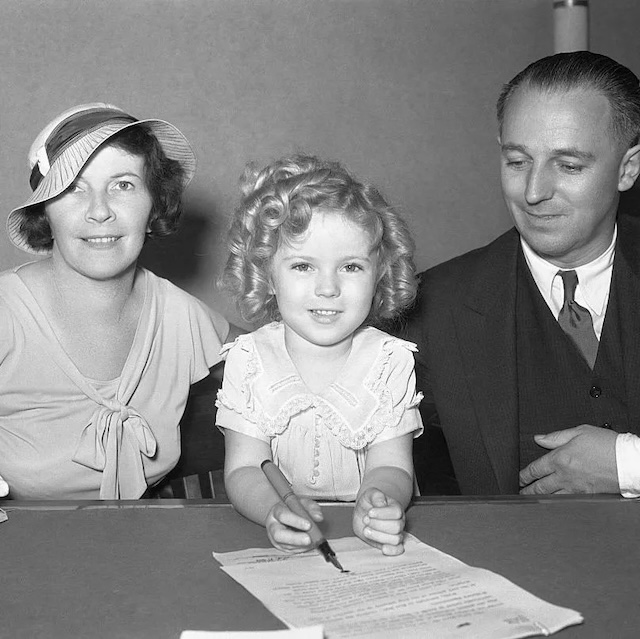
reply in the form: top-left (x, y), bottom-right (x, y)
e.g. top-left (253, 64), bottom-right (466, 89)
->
top-left (261, 460), bottom-right (345, 571)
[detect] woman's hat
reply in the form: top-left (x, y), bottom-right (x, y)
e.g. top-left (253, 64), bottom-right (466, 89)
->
top-left (7, 102), bottom-right (197, 254)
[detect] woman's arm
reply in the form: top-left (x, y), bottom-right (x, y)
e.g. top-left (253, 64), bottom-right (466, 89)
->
top-left (223, 429), bottom-right (323, 552)
top-left (0, 302), bottom-right (13, 498)
top-left (353, 433), bottom-right (414, 555)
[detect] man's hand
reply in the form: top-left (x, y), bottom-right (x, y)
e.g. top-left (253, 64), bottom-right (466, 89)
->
top-left (519, 425), bottom-right (619, 494)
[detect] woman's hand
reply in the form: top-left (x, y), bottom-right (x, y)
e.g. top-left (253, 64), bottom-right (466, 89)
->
top-left (265, 497), bottom-right (324, 553)
top-left (0, 473), bottom-right (9, 498)
top-left (353, 487), bottom-right (406, 556)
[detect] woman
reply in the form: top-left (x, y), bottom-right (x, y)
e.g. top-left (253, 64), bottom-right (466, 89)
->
top-left (0, 103), bottom-right (229, 499)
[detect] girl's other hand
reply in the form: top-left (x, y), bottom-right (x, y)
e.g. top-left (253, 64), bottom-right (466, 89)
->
top-left (265, 497), bottom-right (324, 553)
top-left (353, 487), bottom-right (406, 555)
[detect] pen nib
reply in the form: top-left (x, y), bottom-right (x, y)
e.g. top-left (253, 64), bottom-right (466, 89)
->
top-left (328, 554), bottom-right (348, 573)
top-left (318, 540), bottom-right (348, 572)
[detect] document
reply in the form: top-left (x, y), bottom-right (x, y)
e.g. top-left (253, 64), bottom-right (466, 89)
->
top-left (213, 535), bottom-right (582, 639)
top-left (181, 627), bottom-right (323, 638)
top-left (0, 508), bottom-right (7, 524)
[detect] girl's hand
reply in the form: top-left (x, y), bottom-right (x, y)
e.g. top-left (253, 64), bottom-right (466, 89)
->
top-left (265, 497), bottom-right (324, 553)
top-left (353, 487), bottom-right (406, 556)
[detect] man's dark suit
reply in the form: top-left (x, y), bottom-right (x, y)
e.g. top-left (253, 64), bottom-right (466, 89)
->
top-left (403, 214), bottom-right (640, 495)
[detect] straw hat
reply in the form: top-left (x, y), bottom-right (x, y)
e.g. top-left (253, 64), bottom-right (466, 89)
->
top-left (7, 102), bottom-right (197, 254)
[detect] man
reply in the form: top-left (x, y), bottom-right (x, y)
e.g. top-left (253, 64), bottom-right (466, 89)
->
top-left (403, 51), bottom-right (640, 496)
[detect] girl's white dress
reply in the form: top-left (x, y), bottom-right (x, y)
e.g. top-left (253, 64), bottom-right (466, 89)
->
top-left (216, 322), bottom-right (423, 500)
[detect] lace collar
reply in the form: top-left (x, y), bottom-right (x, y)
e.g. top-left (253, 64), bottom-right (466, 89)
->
top-left (222, 322), bottom-right (419, 449)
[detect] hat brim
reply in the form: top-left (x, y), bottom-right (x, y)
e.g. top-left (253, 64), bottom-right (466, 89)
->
top-left (7, 118), bottom-right (197, 255)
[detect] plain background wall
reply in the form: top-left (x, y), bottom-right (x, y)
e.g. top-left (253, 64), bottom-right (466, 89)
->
top-left (1, 0), bottom-right (638, 326)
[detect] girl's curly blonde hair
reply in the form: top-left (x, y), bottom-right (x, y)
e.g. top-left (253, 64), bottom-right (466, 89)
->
top-left (223, 154), bottom-right (418, 326)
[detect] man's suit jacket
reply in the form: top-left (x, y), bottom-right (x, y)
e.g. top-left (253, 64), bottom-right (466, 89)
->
top-left (403, 214), bottom-right (640, 495)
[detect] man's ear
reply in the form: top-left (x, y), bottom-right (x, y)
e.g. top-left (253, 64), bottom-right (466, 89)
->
top-left (619, 144), bottom-right (640, 192)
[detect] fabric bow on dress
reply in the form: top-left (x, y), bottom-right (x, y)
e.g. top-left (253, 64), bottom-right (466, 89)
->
top-left (74, 399), bottom-right (157, 499)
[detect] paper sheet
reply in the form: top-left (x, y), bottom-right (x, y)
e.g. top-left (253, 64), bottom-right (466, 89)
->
top-left (181, 627), bottom-right (323, 638)
top-left (213, 535), bottom-right (582, 639)
top-left (0, 508), bottom-right (7, 524)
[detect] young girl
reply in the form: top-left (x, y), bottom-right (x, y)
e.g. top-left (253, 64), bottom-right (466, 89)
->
top-left (216, 155), bottom-right (422, 556)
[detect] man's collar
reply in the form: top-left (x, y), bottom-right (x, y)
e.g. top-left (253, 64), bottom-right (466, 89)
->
top-left (520, 226), bottom-right (616, 316)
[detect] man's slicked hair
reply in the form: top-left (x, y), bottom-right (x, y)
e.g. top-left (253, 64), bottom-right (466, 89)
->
top-left (497, 51), bottom-right (640, 148)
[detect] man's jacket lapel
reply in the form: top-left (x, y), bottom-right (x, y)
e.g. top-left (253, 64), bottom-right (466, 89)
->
top-left (450, 229), bottom-right (521, 493)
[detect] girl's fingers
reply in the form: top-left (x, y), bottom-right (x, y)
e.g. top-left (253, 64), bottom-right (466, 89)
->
top-left (362, 526), bottom-right (405, 548)
top-left (366, 504), bottom-right (404, 520)
top-left (271, 503), bottom-right (312, 532)
top-left (364, 517), bottom-right (405, 536)
top-left (381, 542), bottom-right (405, 556)
top-left (267, 503), bottom-right (317, 552)
top-left (272, 526), bottom-right (312, 549)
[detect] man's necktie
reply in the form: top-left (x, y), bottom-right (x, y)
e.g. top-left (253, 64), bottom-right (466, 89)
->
top-left (557, 269), bottom-right (599, 368)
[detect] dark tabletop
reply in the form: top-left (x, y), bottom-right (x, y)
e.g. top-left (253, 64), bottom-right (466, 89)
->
top-left (1, 495), bottom-right (638, 638)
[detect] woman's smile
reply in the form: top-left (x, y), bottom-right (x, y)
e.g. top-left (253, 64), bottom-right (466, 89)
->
top-left (83, 235), bottom-right (121, 246)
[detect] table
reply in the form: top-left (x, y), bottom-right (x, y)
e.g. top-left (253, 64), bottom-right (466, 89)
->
top-left (1, 495), bottom-right (638, 638)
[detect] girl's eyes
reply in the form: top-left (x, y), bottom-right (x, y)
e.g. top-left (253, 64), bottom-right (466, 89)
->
top-left (115, 180), bottom-right (134, 190)
top-left (290, 263), bottom-right (365, 273)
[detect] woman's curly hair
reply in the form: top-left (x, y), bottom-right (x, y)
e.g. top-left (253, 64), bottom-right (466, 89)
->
top-left (223, 154), bottom-right (418, 326)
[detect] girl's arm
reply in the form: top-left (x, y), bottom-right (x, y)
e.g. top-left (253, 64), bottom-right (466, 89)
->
top-left (353, 433), bottom-right (414, 555)
top-left (223, 429), bottom-right (323, 552)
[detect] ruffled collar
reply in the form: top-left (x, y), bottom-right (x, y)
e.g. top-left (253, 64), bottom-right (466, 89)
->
top-left (222, 322), bottom-right (419, 449)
